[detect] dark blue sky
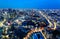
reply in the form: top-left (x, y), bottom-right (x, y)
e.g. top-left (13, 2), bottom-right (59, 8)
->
top-left (0, 0), bottom-right (60, 9)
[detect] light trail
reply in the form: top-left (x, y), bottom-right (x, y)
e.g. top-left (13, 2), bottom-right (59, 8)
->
top-left (52, 21), bottom-right (57, 30)
top-left (23, 27), bottom-right (47, 39)
top-left (51, 20), bottom-right (57, 30)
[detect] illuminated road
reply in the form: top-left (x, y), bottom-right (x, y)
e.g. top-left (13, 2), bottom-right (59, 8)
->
top-left (38, 11), bottom-right (57, 30)
top-left (23, 27), bottom-right (47, 39)
top-left (0, 19), bottom-right (6, 27)
top-left (38, 11), bottom-right (53, 27)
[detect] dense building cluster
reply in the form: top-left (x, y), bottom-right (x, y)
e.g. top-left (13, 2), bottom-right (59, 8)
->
top-left (0, 9), bottom-right (60, 39)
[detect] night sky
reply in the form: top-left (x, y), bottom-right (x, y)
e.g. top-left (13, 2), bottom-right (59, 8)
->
top-left (0, 0), bottom-right (60, 9)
